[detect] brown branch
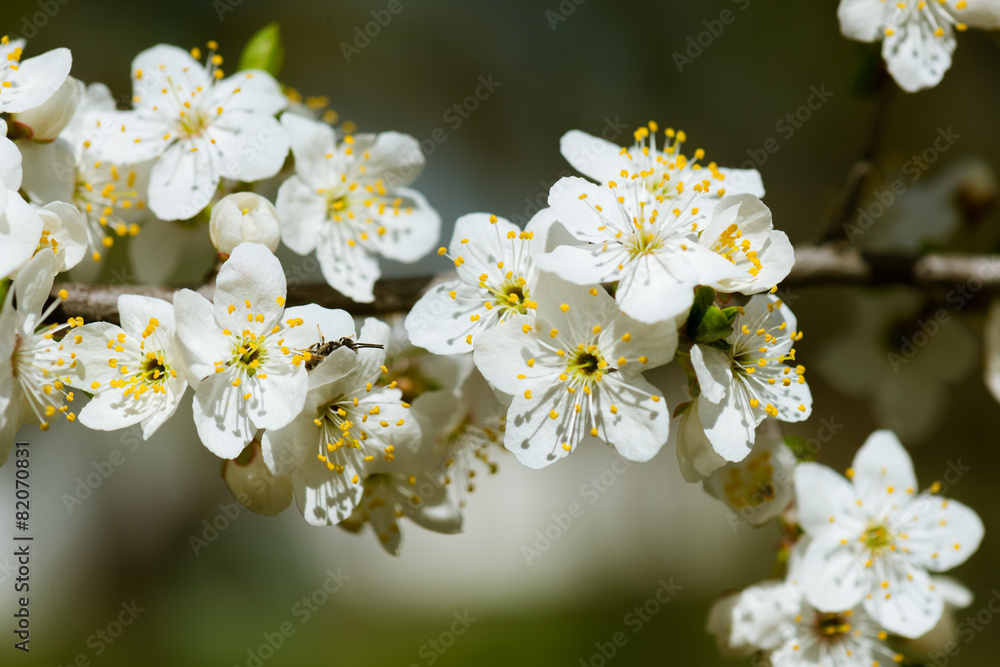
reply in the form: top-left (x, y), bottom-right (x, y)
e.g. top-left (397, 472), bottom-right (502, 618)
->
top-left (48, 245), bottom-right (1000, 324)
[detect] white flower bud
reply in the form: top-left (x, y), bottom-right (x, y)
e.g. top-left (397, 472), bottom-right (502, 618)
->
top-left (10, 75), bottom-right (84, 142)
top-left (209, 192), bottom-right (281, 257)
top-left (223, 440), bottom-right (293, 516)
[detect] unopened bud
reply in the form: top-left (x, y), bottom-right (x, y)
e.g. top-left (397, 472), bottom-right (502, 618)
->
top-left (209, 192), bottom-right (281, 257)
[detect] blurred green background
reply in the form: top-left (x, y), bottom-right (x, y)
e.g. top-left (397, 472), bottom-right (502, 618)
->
top-left (3, 0), bottom-right (1000, 665)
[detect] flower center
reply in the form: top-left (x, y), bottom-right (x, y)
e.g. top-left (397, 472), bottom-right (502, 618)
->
top-left (566, 345), bottom-right (611, 384)
top-left (815, 612), bottom-right (853, 639)
top-left (495, 279), bottom-right (531, 315)
top-left (178, 108), bottom-right (210, 137)
top-left (864, 523), bottom-right (895, 551)
top-left (230, 333), bottom-right (267, 376)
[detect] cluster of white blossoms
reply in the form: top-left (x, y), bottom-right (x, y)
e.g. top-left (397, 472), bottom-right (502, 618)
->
top-left (837, 0), bottom-right (1000, 92)
top-left (709, 431), bottom-right (984, 666)
top-left (0, 25), bottom-right (989, 655)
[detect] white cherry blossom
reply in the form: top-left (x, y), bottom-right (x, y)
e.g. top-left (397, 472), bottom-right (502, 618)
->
top-left (261, 318), bottom-right (423, 526)
top-left (91, 43), bottom-right (288, 220)
top-left (173, 242), bottom-right (340, 458)
top-left (69, 295), bottom-right (188, 439)
top-left (838, 0), bottom-right (1000, 92)
top-left (560, 123), bottom-right (764, 207)
top-left (473, 273), bottom-right (675, 468)
top-left (0, 250), bottom-right (82, 465)
top-left (794, 430), bottom-right (984, 638)
top-left (405, 210), bottom-right (552, 355)
top-left (276, 113), bottom-right (440, 303)
top-left (684, 294), bottom-right (811, 466)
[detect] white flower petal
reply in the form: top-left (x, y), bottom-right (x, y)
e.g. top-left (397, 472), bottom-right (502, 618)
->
top-left (794, 462), bottom-right (866, 536)
top-left (883, 18), bottom-right (955, 93)
top-left (800, 534), bottom-right (868, 612)
top-left (275, 176), bottom-right (325, 255)
top-left (837, 0), bottom-right (886, 42)
top-left (675, 405), bottom-right (727, 483)
top-left (851, 429), bottom-right (918, 512)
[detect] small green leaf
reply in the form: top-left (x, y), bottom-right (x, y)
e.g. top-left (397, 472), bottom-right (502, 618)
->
top-left (684, 286), bottom-right (717, 339)
top-left (691, 304), bottom-right (738, 345)
top-left (783, 435), bottom-right (815, 462)
top-left (238, 23), bottom-right (284, 77)
top-left (0, 278), bottom-right (9, 307)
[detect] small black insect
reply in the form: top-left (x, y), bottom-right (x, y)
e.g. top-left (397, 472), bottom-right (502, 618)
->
top-left (302, 327), bottom-right (384, 371)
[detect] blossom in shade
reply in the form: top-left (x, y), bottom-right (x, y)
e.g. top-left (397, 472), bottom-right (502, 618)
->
top-left (19, 82), bottom-right (151, 263)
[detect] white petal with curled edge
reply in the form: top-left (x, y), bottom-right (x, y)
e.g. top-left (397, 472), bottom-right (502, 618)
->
top-left (0, 47), bottom-right (72, 114)
top-left (559, 130), bottom-right (629, 183)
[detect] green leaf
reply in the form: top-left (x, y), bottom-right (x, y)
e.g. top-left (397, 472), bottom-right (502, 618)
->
top-left (0, 278), bottom-right (9, 307)
top-left (237, 23), bottom-right (284, 77)
top-left (783, 435), bottom-right (815, 463)
top-left (692, 305), bottom-right (738, 345)
top-left (684, 286), bottom-right (717, 339)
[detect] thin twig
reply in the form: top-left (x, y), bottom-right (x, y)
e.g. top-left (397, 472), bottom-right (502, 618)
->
top-left (48, 245), bottom-right (1000, 324)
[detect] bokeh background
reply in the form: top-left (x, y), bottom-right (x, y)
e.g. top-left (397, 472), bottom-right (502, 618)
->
top-left (3, 0), bottom-right (1000, 664)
